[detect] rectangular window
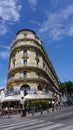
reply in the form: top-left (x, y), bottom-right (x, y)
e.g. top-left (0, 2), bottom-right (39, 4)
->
top-left (13, 60), bottom-right (15, 67)
top-left (23, 71), bottom-right (27, 78)
top-left (23, 60), bottom-right (27, 66)
top-left (43, 62), bottom-right (45, 68)
top-left (36, 61), bottom-right (39, 66)
top-left (36, 52), bottom-right (39, 56)
top-left (24, 50), bottom-right (27, 56)
top-left (13, 53), bottom-right (15, 58)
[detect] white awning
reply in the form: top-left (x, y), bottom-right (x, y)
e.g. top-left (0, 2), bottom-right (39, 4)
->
top-left (2, 95), bottom-right (20, 102)
top-left (24, 93), bottom-right (54, 100)
top-left (2, 93), bottom-right (54, 102)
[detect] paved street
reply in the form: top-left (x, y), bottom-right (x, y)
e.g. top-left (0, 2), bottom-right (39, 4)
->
top-left (0, 106), bottom-right (73, 130)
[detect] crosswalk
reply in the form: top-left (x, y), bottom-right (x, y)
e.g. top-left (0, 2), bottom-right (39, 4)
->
top-left (0, 117), bottom-right (73, 130)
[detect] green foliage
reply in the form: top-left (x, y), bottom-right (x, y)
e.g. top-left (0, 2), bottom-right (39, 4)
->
top-left (59, 81), bottom-right (73, 97)
top-left (31, 99), bottom-right (49, 107)
top-left (26, 99), bottom-right (50, 112)
top-left (59, 82), bottom-right (66, 94)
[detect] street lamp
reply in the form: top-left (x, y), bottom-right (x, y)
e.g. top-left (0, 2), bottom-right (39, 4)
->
top-left (21, 89), bottom-right (27, 117)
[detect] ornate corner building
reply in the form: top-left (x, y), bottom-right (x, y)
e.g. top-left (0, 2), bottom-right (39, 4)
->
top-left (7, 29), bottom-right (60, 97)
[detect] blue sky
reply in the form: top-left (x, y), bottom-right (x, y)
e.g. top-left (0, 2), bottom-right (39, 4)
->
top-left (0, 0), bottom-right (73, 88)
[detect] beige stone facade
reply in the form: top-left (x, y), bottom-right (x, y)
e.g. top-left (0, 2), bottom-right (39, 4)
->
top-left (7, 29), bottom-right (60, 96)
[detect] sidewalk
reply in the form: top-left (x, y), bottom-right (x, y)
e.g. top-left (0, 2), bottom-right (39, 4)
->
top-left (11, 106), bottom-right (70, 118)
top-left (0, 108), bottom-right (53, 119)
top-left (18, 105), bottom-right (73, 118)
top-left (0, 105), bottom-right (73, 119)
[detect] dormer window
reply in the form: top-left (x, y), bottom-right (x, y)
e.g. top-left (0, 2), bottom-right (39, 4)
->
top-left (24, 33), bottom-right (27, 37)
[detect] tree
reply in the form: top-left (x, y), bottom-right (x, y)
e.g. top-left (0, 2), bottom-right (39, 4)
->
top-left (59, 81), bottom-right (73, 98)
top-left (65, 81), bottom-right (73, 97)
top-left (59, 82), bottom-right (66, 94)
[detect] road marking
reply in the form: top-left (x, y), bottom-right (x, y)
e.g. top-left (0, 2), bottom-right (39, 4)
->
top-left (54, 112), bottom-right (73, 118)
top-left (0, 119), bottom-right (39, 127)
top-left (0, 118), bottom-right (34, 126)
top-left (0, 117), bottom-right (31, 124)
top-left (0, 120), bottom-right (44, 130)
top-left (59, 125), bottom-right (73, 130)
top-left (21, 121), bottom-right (54, 130)
top-left (36, 123), bottom-right (63, 130)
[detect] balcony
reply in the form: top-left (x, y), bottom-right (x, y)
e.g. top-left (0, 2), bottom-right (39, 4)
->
top-left (8, 64), bottom-right (51, 80)
top-left (8, 77), bottom-right (14, 82)
top-left (8, 64), bottom-right (58, 88)
top-left (22, 54), bottom-right (29, 59)
top-left (7, 75), bottom-right (49, 85)
top-left (12, 37), bottom-right (41, 47)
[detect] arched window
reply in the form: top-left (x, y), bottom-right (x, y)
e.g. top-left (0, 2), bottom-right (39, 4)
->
top-left (20, 84), bottom-right (30, 96)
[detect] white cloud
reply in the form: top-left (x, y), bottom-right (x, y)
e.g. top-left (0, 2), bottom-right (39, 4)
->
top-left (38, 4), bottom-right (73, 41)
top-left (0, 0), bottom-right (21, 21)
top-left (30, 20), bottom-right (41, 26)
top-left (0, 45), bottom-right (10, 50)
top-left (0, 51), bottom-right (9, 59)
top-left (28, 0), bottom-right (39, 10)
top-left (0, 0), bottom-right (22, 35)
top-left (55, 45), bottom-right (60, 49)
top-left (0, 23), bottom-right (7, 35)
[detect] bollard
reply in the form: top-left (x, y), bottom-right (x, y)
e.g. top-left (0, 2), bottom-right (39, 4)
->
top-left (32, 109), bottom-right (34, 116)
top-left (52, 104), bottom-right (54, 112)
top-left (40, 105), bottom-right (43, 115)
top-left (47, 108), bottom-right (49, 113)
top-left (40, 109), bottom-right (43, 114)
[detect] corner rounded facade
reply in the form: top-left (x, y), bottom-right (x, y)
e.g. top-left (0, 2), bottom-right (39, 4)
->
top-left (7, 29), bottom-right (60, 97)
